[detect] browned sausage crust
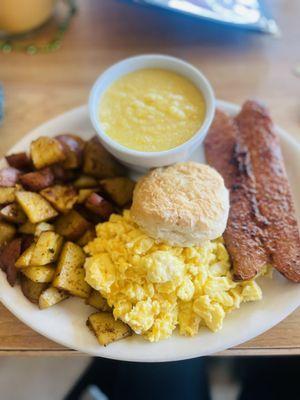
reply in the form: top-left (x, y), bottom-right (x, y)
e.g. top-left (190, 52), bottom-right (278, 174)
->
top-left (236, 101), bottom-right (300, 282)
top-left (205, 110), bottom-right (269, 280)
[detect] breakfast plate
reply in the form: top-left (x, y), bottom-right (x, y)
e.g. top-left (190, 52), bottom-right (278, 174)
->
top-left (0, 100), bottom-right (299, 362)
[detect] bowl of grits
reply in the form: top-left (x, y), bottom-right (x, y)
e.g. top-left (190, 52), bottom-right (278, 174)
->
top-left (89, 54), bottom-right (215, 170)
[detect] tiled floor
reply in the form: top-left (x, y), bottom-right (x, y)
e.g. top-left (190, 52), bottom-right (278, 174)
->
top-left (0, 356), bottom-right (91, 400)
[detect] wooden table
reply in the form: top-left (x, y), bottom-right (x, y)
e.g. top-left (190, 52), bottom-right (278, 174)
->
top-left (0, 0), bottom-right (299, 356)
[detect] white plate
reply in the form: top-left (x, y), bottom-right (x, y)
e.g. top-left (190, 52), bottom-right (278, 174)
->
top-left (0, 101), bottom-right (299, 362)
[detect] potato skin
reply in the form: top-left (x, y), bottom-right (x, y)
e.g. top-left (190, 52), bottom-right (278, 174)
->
top-left (5, 153), bottom-right (31, 170)
top-left (20, 168), bottom-right (54, 192)
top-left (0, 167), bottom-right (20, 187)
top-left (83, 136), bottom-right (124, 179)
top-left (30, 137), bottom-right (66, 169)
top-left (20, 276), bottom-right (48, 304)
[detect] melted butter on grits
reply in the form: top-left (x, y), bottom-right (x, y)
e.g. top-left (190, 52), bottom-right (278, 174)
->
top-left (84, 211), bottom-right (263, 342)
top-left (99, 69), bottom-right (206, 152)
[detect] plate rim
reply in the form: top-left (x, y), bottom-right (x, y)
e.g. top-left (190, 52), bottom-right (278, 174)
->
top-left (0, 100), bottom-right (299, 362)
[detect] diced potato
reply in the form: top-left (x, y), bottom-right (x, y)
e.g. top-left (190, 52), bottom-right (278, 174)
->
top-left (83, 137), bottom-right (124, 179)
top-left (15, 243), bottom-right (35, 268)
top-left (39, 286), bottom-right (68, 309)
top-left (53, 242), bottom-right (91, 298)
top-left (18, 221), bottom-right (36, 235)
top-left (54, 210), bottom-right (90, 241)
top-left (0, 187), bottom-right (16, 205)
top-left (73, 175), bottom-right (98, 189)
top-left (35, 222), bottom-right (54, 236)
top-left (87, 312), bottom-right (131, 346)
top-left (30, 231), bottom-right (63, 266)
top-left (0, 167), bottom-right (20, 187)
top-left (0, 203), bottom-right (27, 224)
top-left (19, 221), bottom-right (54, 236)
top-left (77, 229), bottom-right (96, 247)
top-left (86, 290), bottom-right (111, 312)
top-left (40, 185), bottom-right (78, 213)
top-left (30, 137), bottom-right (66, 169)
top-left (85, 193), bottom-right (114, 220)
top-left (22, 265), bottom-right (55, 283)
top-left (20, 167), bottom-right (54, 191)
top-left (16, 191), bottom-right (58, 223)
top-left (0, 238), bottom-right (22, 286)
top-left (55, 134), bottom-right (85, 169)
top-left (77, 188), bottom-right (97, 204)
top-left (5, 152), bottom-right (31, 170)
top-left (100, 177), bottom-right (135, 207)
top-left (0, 221), bottom-right (16, 248)
top-left (21, 276), bottom-right (48, 304)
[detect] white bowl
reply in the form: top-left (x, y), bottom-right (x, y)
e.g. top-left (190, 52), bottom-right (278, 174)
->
top-left (89, 54), bottom-right (215, 171)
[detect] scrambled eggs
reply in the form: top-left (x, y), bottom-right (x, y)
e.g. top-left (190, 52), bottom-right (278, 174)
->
top-left (84, 211), bottom-right (262, 342)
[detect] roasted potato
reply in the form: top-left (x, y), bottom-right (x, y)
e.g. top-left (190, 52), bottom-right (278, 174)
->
top-left (54, 209), bottom-right (90, 241)
top-left (73, 175), bottom-right (98, 189)
top-left (19, 221), bottom-right (54, 236)
top-left (20, 276), bottom-right (48, 304)
top-left (0, 221), bottom-right (16, 248)
top-left (16, 191), bottom-right (58, 223)
top-left (0, 203), bottom-right (27, 224)
top-left (77, 188), bottom-right (97, 204)
top-left (83, 136), bottom-right (124, 179)
top-left (87, 312), bottom-right (131, 346)
top-left (40, 185), bottom-right (78, 213)
top-left (30, 137), bottom-right (66, 169)
top-left (0, 187), bottom-right (16, 205)
top-left (77, 228), bottom-right (96, 247)
top-left (15, 243), bottom-right (35, 268)
top-left (53, 241), bottom-right (91, 298)
top-left (5, 152), bottom-right (31, 170)
top-left (100, 177), bottom-right (135, 207)
top-left (85, 193), bottom-right (114, 220)
top-left (0, 238), bottom-right (22, 286)
top-left (30, 231), bottom-right (63, 266)
top-left (0, 167), bottom-right (20, 187)
top-left (55, 134), bottom-right (85, 169)
top-left (86, 290), bottom-right (111, 312)
top-left (39, 286), bottom-right (68, 309)
top-left (35, 222), bottom-right (55, 236)
top-left (20, 167), bottom-right (54, 191)
top-left (22, 265), bottom-right (55, 283)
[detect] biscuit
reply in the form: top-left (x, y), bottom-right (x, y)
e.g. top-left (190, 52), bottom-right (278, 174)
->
top-left (130, 162), bottom-right (229, 247)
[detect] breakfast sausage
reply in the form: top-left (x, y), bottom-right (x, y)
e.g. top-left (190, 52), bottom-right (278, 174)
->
top-left (205, 110), bottom-right (269, 280)
top-left (236, 101), bottom-right (300, 282)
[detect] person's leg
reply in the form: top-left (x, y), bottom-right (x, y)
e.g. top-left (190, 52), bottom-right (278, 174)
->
top-left (112, 358), bottom-right (211, 400)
